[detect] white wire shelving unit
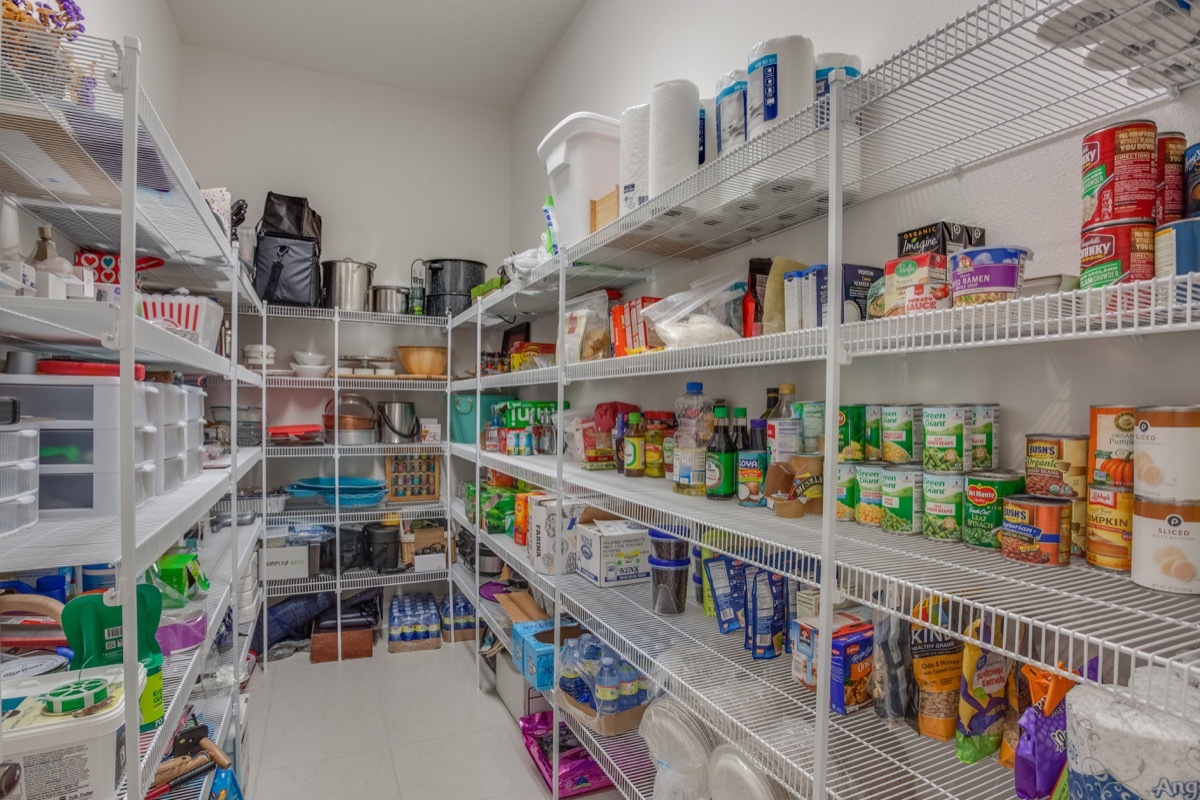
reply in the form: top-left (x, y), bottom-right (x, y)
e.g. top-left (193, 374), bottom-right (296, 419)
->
top-left (444, 2), bottom-right (1200, 798)
top-left (0, 21), bottom-right (267, 799)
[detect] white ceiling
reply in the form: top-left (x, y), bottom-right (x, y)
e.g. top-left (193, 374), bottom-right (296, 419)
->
top-left (165, 0), bottom-right (586, 108)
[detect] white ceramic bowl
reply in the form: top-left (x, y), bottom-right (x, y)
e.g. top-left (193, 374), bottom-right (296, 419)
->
top-left (243, 344), bottom-right (275, 356)
top-left (374, 368), bottom-right (396, 377)
top-left (290, 363), bottom-right (330, 378)
top-left (292, 351), bottom-right (328, 366)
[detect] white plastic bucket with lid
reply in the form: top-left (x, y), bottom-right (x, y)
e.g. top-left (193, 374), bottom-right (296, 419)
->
top-left (2, 662), bottom-right (146, 800)
top-left (537, 112), bottom-right (620, 250)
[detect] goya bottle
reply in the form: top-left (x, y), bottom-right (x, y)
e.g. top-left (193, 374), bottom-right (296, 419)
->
top-left (706, 406), bottom-right (737, 501)
top-left (624, 412), bottom-right (646, 477)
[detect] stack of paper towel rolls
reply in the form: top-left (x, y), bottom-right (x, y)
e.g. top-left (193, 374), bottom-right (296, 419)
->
top-left (747, 35), bottom-right (815, 141)
top-left (649, 79), bottom-right (701, 196)
top-left (716, 69), bottom-right (748, 155)
top-left (620, 104), bottom-right (650, 214)
top-left (700, 96), bottom-right (716, 167)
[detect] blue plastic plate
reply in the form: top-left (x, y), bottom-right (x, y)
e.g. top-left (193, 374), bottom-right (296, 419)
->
top-left (320, 490), bottom-right (386, 508)
top-left (294, 476), bottom-right (385, 493)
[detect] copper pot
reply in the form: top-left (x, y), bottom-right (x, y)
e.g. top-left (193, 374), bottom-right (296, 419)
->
top-left (323, 394), bottom-right (376, 430)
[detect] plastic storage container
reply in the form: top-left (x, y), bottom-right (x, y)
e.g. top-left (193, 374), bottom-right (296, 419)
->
top-left (0, 459), bottom-right (38, 500)
top-left (0, 423), bottom-right (38, 463)
top-left (536, 112), bottom-right (620, 249)
top-left (0, 490), bottom-right (37, 537)
top-left (649, 556), bottom-right (691, 615)
top-left (40, 425), bottom-right (157, 469)
top-left (0, 375), bottom-right (155, 426)
top-left (649, 526), bottom-right (690, 560)
top-left (39, 464), bottom-right (154, 516)
top-left (1, 663), bottom-right (147, 800)
top-left (158, 383), bottom-right (186, 423)
top-left (182, 385), bottom-right (206, 421)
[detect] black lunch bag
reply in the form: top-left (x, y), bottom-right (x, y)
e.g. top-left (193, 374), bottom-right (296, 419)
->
top-left (253, 230), bottom-right (321, 307)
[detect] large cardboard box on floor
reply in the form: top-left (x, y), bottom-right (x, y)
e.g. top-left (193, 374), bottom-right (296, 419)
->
top-left (527, 497), bottom-right (583, 576)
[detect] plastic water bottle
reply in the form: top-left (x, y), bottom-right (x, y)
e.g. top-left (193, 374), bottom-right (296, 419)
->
top-left (401, 602), bottom-right (416, 641)
top-left (636, 672), bottom-right (649, 706)
top-left (594, 658), bottom-right (621, 715)
top-left (617, 661), bottom-right (640, 711)
top-left (388, 596), bottom-right (402, 644)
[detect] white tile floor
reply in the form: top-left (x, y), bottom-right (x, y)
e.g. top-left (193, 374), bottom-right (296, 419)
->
top-left (247, 640), bottom-right (622, 800)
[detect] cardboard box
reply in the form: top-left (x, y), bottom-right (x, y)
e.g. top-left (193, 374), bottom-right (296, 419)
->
top-left (419, 419), bottom-right (441, 442)
top-left (790, 605), bottom-right (874, 714)
top-left (498, 650), bottom-right (552, 722)
top-left (556, 689), bottom-right (648, 736)
top-left (36, 266), bottom-right (94, 300)
top-left (513, 491), bottom-right (546, 547)
top-left (611, 297), bottom-right (662, 356)
top-left (509, 342), bottom-right (556, 372)
top-left (0, 260), bottom-right (37, 295)
top-left (411, 525), bottom-right (452, 568)
top-left (263, 544), bottom-right (309, 581)
top-left (388, 635), bottom-right (441, 653)
top-left (499, 591), bottom-right (552, 672)
top-left (312, 625), bottom-right (374, 663)
top-left (528, 497), bottom-right (582, 576)
top-left (897, 221), bottom-right (985, 257)
top-left (883, 253), bottom-right (947, 315)
top-left (501, 400), bottom-right (566, 429)
top-left (575, 521), bottom-right (651, 587)
top-left (521, 622), bottom-right (586, 691)
top-left (799, 264), bottom-right (883, 328)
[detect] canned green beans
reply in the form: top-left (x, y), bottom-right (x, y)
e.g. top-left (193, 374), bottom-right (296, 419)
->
top-left (971, 404), bottom-right (999, 470)
top-left (855, 461), bottom-right (886, 526)
top-left (865, 405), bottom-right (882, 460)
top-left (923, 472), bottom-right (965, 540)
top-left (963, 470), bottom-right (1026, 549)
top-left (882, 405), bottom-right (923, 464)
top-left (923, 405), bottom-right (973, 472)
top-left (838, 404), bottom-right (866, 462)
top-left (881, 464), bottom-right (923, 535)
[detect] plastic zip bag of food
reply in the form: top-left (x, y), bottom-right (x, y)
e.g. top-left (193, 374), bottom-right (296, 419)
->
top-left (703, 555), bottom-right (746, 634)
top-left (956, 615), bottom-right (1012, 763)
top-left (641, 268), bottom-right (742, 348)
top-left (563, 290), bottom-right (612, 362)
top-left (870, 584), bottom-right (913, 729)
top-left (1014, 662), bottom-right (1076, 800)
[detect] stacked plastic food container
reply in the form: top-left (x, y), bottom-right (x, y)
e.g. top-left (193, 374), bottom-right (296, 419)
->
top-left (155, 384), bottom-right (207, 494)
top-left (0, 420), bottom-right (38, 536)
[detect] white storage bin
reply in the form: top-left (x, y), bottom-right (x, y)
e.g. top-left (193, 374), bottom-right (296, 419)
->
top-left (536, 112), bottom-right (620, 249)
top-left (39, 463), bottom-right (154, 517)
top-left (39, 424), bottom-right (156, 469)
top-left (159, 384), bottom-right (186, 425)
top-left (183, 448), bottom-right (202, 480)
top-left (161, 453), bottom-right (186, 494)
top-left (162, 421), bottom-right (188, 458)
top-left (182, 386), bottom-right (206, 421)
top-left (184, 420), bottom-right (204, 451)
top-left (0, 458), bottom-right (38, 501)
top-left (0, 375), bottom-right (153, 426)
top-left (0, 490), bottom-right (37, 537)
top-left (0, 423), bottom-right (38, 463)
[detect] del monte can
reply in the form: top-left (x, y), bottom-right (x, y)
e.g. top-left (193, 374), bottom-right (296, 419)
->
top-left (963, 470), bottom-right (1025, 549)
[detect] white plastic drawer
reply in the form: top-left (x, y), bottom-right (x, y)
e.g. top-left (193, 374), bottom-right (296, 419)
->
top-left (161, 454), bottom-right (186, 495)
top-left (0, 490), bottom-right (37, 537)
top-left (0, 425), bottom-right (38, 463)
top-left (39, 465), bottom-right (154, 517)
top-left (0, 459), bottom-right (38, 501)
top-left (0, 375), bottom-right (152, 426)
top-left (163, 421), bottom-right (188, 457)
top-left (184, 420), bottom-right (204, 451)
top-left (159, 384), bottom-right (186, 424)
top-left (40, 425), bottom-right (155, 468)
top-left (182, 386), bottom-right (206, 421)
top-left (183, 449), bottom-right (202, 480)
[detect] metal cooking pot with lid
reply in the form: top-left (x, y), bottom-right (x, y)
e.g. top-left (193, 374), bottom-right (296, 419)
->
top-left (378, 401), bottom-right (419, 444)
top-left (322, 258), bottom-right (376, 311)
top-left (323, 394), bottom-right (376, 430)
top-left (371, 285), bottom-right (410, 314)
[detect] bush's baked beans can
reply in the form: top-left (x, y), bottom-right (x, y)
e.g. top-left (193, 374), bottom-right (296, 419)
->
top-left (964, 470), bottom-right (1025, 549)
top-left (1079, 220), bottom-right (1156, 290)
top-left (1132, 496), bottom-right (1199, 594)
top-left (1081, 120), bottom-right (1157, 228)
top-left (1001, 495), bottom-right (1073, 566)
top-left (1086, 484), bottom-right (1133, 571)
top-left (1025, 433), bottom-right (1088, 498)
top-left (1186, 142), bottom-right (1200, 219)
top-left (1133, 405), bottom-right (1200, 501)
top-left (1088, 405), bottom-right (1135, 487)
top-left (1156, 131), bottom-right (1187, 225)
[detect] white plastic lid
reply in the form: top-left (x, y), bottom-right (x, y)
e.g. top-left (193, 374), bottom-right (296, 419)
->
top-left (537, 112), bottom-right (620, 172)
top-left (708, 744), bottom-right (788, 800)
top-left (639, 699), bottom-right (715, 771)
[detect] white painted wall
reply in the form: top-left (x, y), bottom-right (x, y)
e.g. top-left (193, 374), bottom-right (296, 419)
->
top-left (498, 0), bottom-right (1200, 470)
top-left (83, 0), bottom-right (183, 129)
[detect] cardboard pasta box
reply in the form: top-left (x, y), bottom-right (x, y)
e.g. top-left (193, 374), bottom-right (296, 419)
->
top-left (791, 605), bottom-right (875, 714)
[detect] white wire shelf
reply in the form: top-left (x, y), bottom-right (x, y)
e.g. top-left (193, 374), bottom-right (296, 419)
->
top-left (232, 364), bottom-right (263, 387)
top-left (562, 718), bottom-right (656, 800)
top-left (160, 679), bottom-right (235, 800)
top-left (257, 376), bottom-right (449, 392)
top-left (0, 24), bottom-right (239, 293)
top-left (238, 304), bottom-right (450, 328)
top-left (454, 445), bottom-right (1200, 717)
top-left (0, 297), bottom-right (234, 375)
top-left (451, 560), bottom-right (513, 651)
top-left (479, 366), bottom-right (559, 389)
top-left (264, 442), bottom-right (447, 458)
top-left (449, 378), bottom-right (476, 392)
top-left (127, 521), bottom-right (260, 800)
top-left (0, 446), bottom-right (260, 572)
top-left (266, 500), bottom-right (444, 526)
top-left (266, 566), bottom-right (449, 597)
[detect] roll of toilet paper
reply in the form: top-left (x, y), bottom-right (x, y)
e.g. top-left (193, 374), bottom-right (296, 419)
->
top-left (649, 79), bottom-right (701, 197)
top-left (699, 96), bottom-right (716, 167)
top-left (747, 35), bottom-right (815, 141)
top-left (620, 103), bottom-right (650, 214)
top-left (716, 69), bottom-right (747, 156)
top-left (1066, 667), bottom-right (1200, 800)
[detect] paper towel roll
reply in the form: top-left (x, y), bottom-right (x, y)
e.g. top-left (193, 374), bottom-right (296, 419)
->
top-left (815, 52), bottom-right (862, 125)
top-left (699, 97), bottom-right (716, 167)
top-left (1066, 667), bottom-right (1200, 800)
top-left (649, 79), bottom-right (701, 197)
top-left (716, 69), bottom-right (747, 155)
top-left (620, 103), bottom-right (650, 214)
top-left (813, 52), bottom-right (865, 199)
top-left (747, 35), bottom-right (815, 141)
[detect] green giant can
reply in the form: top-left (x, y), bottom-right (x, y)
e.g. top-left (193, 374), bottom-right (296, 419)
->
top-left (881, 464), bottom-right (923, 535)
top-left (923, 472), bottom-right (965, 540)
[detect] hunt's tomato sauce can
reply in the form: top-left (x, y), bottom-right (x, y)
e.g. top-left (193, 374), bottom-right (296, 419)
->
top-left (1082, 120), bottom-right (1157, 229)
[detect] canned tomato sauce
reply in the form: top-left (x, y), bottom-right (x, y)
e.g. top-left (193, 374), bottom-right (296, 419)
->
top-left (970, 404), bottom-right (999, 470)
top-left (1088, 405), bottom-right (1134, 487)
top-left (1082, 120), bottom-right (1157, 228)
top-left (1025, 434), bottom-right (1088, 498)
top-left (964, 470), bottom-right (1025, 549)
top-left (1132, 496), bottom-right (1199, 594)
top-left (1157, 131), bottom-right (1186, 225)
top-left (1079, 220), bottom-right (1155, 290)
top-left (881, 404), bottom-right (922, 463)
top-left (1133, 405), bottom-right (1200, 502)
top-left (1087, 485), bottom-right (1133, 571)
top-left (1002, 495), bottom-right (1073, 566)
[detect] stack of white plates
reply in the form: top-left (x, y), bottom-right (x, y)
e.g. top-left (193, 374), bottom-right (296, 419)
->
top-left (707, 745), bottom-right (791, 800)
top-left (639, 699), bottom-right (717, 797)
